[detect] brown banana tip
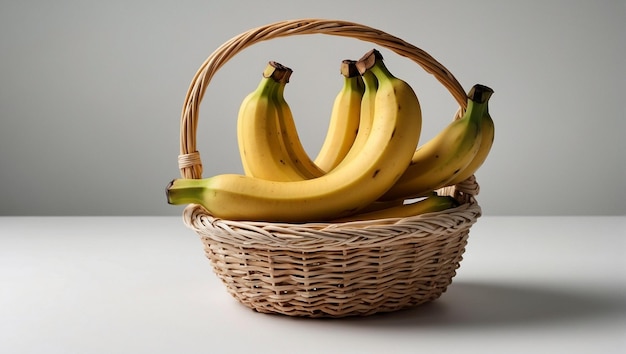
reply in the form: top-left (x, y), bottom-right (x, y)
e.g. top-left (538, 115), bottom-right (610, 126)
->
top-left (263, 61), bottom-right (292, 82)
top-left (340, 60), bottom-right (360, 78)
top-left (281, 67), bottom-right (293, 84)
top-left (269, 61), bottom-right (289, 71)
top-left (468, 84), bottom-right (495, 103)
top-left (166, 179), bottom-right (175, 204)
top-left (355, 48), bottom-right (383, 74)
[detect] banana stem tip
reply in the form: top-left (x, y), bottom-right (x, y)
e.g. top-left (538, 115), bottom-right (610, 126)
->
top-left (468, 84), bottom-right (494, 103)
top-left (165, 179), bottom-right (175, 204)
top-left (355, 49), bottom-right (383, 74)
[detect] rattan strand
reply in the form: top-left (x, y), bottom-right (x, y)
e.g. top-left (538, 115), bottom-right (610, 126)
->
top-left (176, 19), bottom-right (484, 317)
top-left (184, 201), bottom-right (479, 250)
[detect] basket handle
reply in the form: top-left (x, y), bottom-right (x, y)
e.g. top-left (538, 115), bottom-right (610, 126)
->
top-left (178, 18), bottom-right (468, 179)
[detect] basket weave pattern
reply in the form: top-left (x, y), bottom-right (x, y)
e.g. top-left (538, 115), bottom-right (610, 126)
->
top-left (177, 19), bottom-right (482, 317)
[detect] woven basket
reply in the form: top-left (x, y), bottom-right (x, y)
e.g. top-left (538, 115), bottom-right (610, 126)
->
top-left (176, 19), bottom-right (482, 318)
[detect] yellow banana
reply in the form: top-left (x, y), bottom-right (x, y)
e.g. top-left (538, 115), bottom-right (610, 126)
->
top-left (379, 84), bottom-right (493, 201)
top-left (332, 195), bottom-right (459, 222)
top-left (167, 49), bottom-right (422, 222)
top-left (338, 62), bottom-right (378, 166)
top-left (446, 98), bottom-right (494, 185)
top-left (236, 61), bottom-right (309, 181)
top-left (314, 60), bottom-right (365, 172)
top-left (274, 66), bottom-right (326, 178)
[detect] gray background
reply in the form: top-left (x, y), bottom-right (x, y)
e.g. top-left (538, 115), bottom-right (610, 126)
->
top-left (1, 0), bottom-right (624, 216)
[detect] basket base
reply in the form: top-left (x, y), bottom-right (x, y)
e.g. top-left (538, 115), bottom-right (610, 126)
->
top-left (200, 233), bottom-right (468, 318)
top-left (229, 277), bottom-right (455, 318)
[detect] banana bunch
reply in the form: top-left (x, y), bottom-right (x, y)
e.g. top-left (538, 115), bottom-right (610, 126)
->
top-left (167, 49), bottom-right (495, 223)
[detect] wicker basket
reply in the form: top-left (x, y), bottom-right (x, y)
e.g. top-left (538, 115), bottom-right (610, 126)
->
top-left (176, 19), bottom-right (482, 318)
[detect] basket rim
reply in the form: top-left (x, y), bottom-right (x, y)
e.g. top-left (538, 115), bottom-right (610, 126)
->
top-left (177, 18), bottom-right (468, 179)
top-left (183, 196), bottom-right (481, 251)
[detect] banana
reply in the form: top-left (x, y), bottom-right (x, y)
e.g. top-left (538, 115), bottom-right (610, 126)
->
top-left (379, 84), bottom-right (493, 201)
top-left (314, 60), bottom-right (365, 172)
top-left (274, 65), bottom-right (326, 178)
top-left (337, 62), bottom-right (378, 165)
top-left (446, 97), bottom-right (494, 185)
top-left (332, 195), bottom-right (459, 222)
top-left (167, 49), bottom-right (422, 222)
top-left (357, 198), bottom-right (405, 213)
top-left (236, 61), bottom-right (311, 182)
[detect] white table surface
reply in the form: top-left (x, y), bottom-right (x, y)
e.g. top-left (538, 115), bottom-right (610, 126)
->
top-left (1, 216), bottom-right (625, 354)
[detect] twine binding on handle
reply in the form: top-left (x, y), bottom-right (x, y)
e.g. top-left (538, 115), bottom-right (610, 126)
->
top-left (175, 19), bottom-right (483, 317)
top-left (177, 151), bottom-right (202, 178)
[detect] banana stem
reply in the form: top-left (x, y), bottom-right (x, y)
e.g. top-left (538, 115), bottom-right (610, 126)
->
top-left (264, 61), bottom-right (292, 83)
top-left (340, 59), bottom-right (360, 78)
top-left (467, 84), bottom-right (494, 104)
top-left (463, 84), bottom-right (493, 125)
top-left (355, 49), bottom-right (390, 76)
top-left (166, 178), bottom-right (206, 205)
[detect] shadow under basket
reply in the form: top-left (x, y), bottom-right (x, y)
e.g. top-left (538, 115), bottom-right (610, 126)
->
top-left (175, 19), bottom-right (484, 318)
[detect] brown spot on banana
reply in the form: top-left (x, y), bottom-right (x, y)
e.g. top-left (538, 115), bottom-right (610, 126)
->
top-left (372, 169), bottom-right (381, 178)
top-left (344, 207), bottom-right (359, 214)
